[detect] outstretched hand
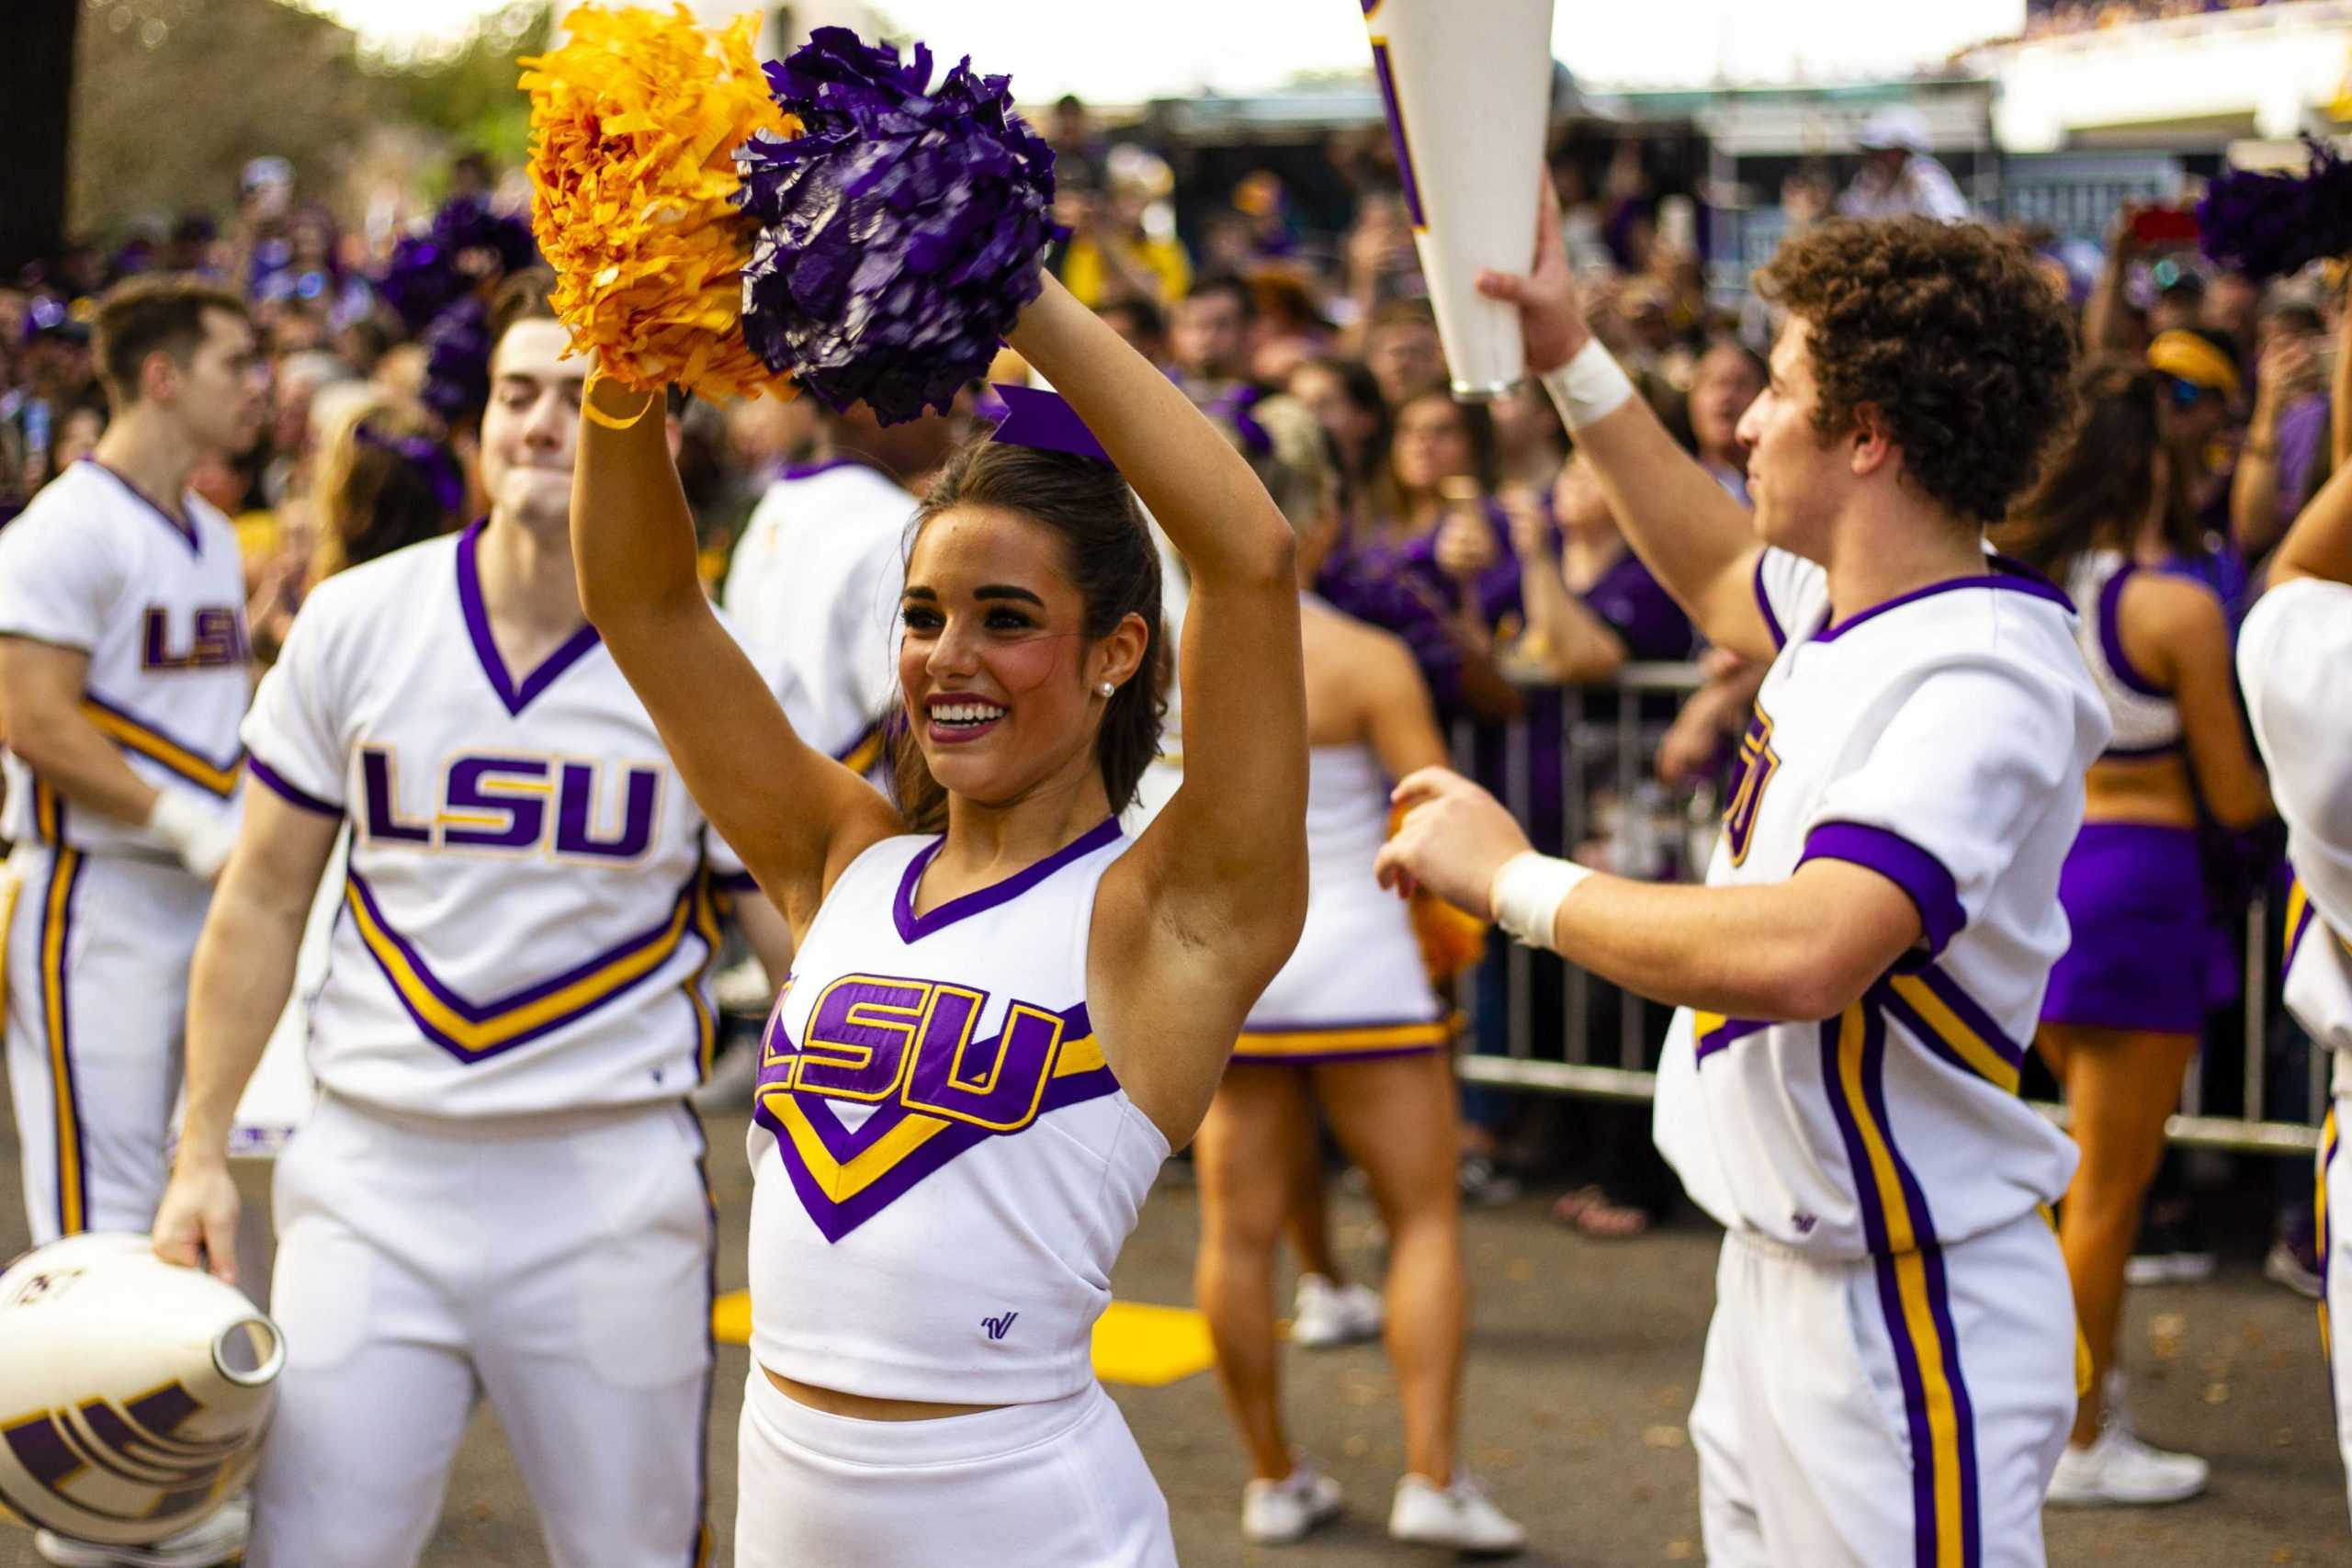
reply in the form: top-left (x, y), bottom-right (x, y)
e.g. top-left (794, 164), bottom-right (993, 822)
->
top-left (1374, 767), bottom-right (1534, 919)
top-left (1475, 175), bottom-right (1590, 377)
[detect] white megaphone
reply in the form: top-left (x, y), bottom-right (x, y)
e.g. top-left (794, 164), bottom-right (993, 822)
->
top-left (1363, 0), bottom-right (1557, 401)
top-left (0, 1234), bottom-right (283, 1546)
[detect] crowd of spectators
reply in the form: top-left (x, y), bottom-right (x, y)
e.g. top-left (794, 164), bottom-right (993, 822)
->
top-left (1, 92), bottom-right (2342, 1263)
top-left (2021, 0), bottom-right (2315, 39)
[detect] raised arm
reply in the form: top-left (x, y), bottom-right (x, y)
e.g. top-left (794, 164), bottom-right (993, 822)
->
top-left (2270, 449), bottom-right (2352, 590)
top-left (572, 382), bottom-right (899, 933)
top-left (1011, 275), bottom-right (1307, 1134)
top-left (1476, 180), bottom-right (1773, 660)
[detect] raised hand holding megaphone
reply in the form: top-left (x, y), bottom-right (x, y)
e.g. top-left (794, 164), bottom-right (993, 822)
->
top-left (1362, 0), bottom-right (1558, 400)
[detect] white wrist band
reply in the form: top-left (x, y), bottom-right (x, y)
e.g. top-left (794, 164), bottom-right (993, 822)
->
top-left (1538, 337), bottom-right (1637, 432)
top-left (1488, 851), bottom-right (1594, 952)
top-left (148, 789), bottom-right (235, 879)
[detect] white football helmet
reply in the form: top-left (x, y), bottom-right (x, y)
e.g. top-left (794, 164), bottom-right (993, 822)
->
top-left (0, 1234), bottom-right (282, 1547)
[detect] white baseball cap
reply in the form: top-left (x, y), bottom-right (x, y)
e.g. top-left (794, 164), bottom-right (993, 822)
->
top-left (1855, 106), bottom-right (1931, 154)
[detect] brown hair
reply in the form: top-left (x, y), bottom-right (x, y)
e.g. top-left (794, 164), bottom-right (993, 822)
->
top-left (1996, 360), bottom-right (2199, 581)
top-left (1755, 218), bottom-right (2076, 525)
top-left (488, 267), bottom-right (558, 350)
top-left (1369, 388), bottom-right (1497, 530)
top-left (893, 441), bottom-right (1167, 831)
top-left (92, 275), bottom-right (248, 408)
top-left (312, 396), bottom-right (465, 581)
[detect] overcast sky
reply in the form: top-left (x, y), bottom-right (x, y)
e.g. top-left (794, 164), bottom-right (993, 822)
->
top-left (304, 0), bottom-right (2028, 95)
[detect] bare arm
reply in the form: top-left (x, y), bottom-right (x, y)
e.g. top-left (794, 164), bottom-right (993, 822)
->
top-left (731, 885), bottom-right (797, 992)
top-left (1010, 274), bottom-right (1307, 1141)
top-left (572, 382), bottom-right (899, 935)
top-left (1503, 502), bottom-right (1630, 683)
top-left (0, 637), bottom-right (162, 826)
top-left (2234, 336), bottom-right (2322, 559)
top-left (1476, 179), bottom-right (1772, 660)
top-left (152, 792), bottom-right (341, 1281)
top-left (2335, 290), bottom-right (2352, 475)
top-left (1374, 768), bottom-right (1918, 1019)
top-left (2121, 574), bottom-right (2269, 829)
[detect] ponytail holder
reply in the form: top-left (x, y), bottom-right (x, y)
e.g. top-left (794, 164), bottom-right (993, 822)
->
top-left (986, 382), bottom-right (1114, 465)
top-left (582, 367), bottom-right (662, 431)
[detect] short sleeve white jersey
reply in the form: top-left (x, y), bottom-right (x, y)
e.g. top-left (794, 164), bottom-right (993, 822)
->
top-left (1652, 549), bottom-right (2108, 1259)
top-left (721, 459), bottom-right (912, 780)
top-left (0, 461), bottom-right (249, 855)
top-left (745, 820), bottom-right (1169, 1405)
top-left (241, 524), bottom-right (806, 1117)
top-left (2240, 577), bottom-right (2352, 1056)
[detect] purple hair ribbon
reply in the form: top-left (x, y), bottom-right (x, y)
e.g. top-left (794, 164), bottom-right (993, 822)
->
top-left (986, 383), bottom-right (1114, 465)
top-left (355, 423), bottom-right (466, 516)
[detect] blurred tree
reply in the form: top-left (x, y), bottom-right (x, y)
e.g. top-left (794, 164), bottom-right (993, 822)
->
top-left (3, 0), bottom-right (77, 273)
top-left (69, 0), bottom-right (387, 241)
top-left (369, 3), bottom-right (554, 182)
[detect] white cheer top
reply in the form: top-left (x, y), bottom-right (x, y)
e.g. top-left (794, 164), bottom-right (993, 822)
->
top-left (0, 461), bottom-right (248, 858)
top-left (2066, 550), bottom-right (2183, 757)
top-left (1237, 745), bottom-right (1447, 1056)
top-left (745, 818), bottom-right (1169, 1404)
top-left (1652, 548), bottom-right (2109, 1260)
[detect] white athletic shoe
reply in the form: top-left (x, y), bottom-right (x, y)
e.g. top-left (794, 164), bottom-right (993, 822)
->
top-left (2045, 1423), bottom-right (2210, 1506)
top-left (1388, 1472), bottom-right (1528, 1555)
top-left (1291, 1273), bottom-right (1382, 1349)
top-left (1241, 1459), bottom-right (1344, 1544)
top-left (35, 1498), bottom-right (250, 1568)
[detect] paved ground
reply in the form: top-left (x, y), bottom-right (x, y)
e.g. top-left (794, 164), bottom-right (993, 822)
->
top-left (1, 1096), bottom-right (2346, 1566)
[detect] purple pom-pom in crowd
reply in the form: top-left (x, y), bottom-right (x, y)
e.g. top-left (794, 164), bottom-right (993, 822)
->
top-left (379, 196), bottom-right (540, 335)
top-left (734, 27), bottom-right (1057, 425)
top-left (2198, 137), bottom-right (2352, 283)
top-left (420, 297), bottom-right (493, 427)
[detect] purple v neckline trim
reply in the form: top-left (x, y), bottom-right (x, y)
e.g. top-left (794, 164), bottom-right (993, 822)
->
top-left (893, 817), bottom-right (1125, 943)
top-left (1811, 554), bottom-right (2074, 645)
top-left (456, 521), bottom-right (602, 717)
top-left (86, 460), bottom-right (198, 553)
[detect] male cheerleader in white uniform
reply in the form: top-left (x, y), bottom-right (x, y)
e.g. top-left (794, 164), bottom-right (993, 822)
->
top-left (2236, 446), bottom-right (2352, 1524)
top-left (1379, 191), bottom-right (2105, 1567)
top-left (721, 401), bottom-right (961, 781)
top-left (149, 274), bottom-right (799, 1568)
top-left (0, 279), bottom-right (264, 1568)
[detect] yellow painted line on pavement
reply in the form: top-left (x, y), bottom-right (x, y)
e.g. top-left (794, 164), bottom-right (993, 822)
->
top-left (710, 1291), bottom-right (1217, 1387)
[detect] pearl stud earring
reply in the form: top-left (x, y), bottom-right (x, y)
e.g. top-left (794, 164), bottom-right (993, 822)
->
top-left (1099, 682), bottom-right (1116, 696)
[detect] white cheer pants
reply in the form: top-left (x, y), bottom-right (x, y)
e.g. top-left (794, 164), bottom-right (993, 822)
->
top-left (3, 843), bottom-right (209, 1243)
top-left (1691, 1213), bottom-right (2076, 1568)
top-left (248, 1093), bottom-right (717, 1568)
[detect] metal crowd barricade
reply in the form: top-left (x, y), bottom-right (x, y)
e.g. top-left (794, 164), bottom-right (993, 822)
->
top-left (1448, 664), bottom-right (2327, 1156)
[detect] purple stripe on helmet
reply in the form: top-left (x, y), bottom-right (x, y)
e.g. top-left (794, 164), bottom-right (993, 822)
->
top-left (1368, 42), bottom-right (1427, 230)
top-left (248, 755), bottom-right (341, 817)
top-left (1752, 555), bottom-right (1787, 650)
top-left (1800, 821), bottom-right (1963, 961)
top-left (1813, 570), bottom-right (2075, 646)
top-left (457, 523), bottom-right (604, 717)
top-left (346, 866), bottom-right (697, 1060)
top-left (2097, 565), bottom-right (2166, 699)
top-left (893, 817), bottom-right (1124, 943)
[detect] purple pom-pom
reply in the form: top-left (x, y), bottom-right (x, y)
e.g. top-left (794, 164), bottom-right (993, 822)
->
top-left (734, 27), bottom-right (1056, 424)
top-left (421, 298), bottom-right (492, 428)
top-left (2198, 139), bottom-right (2352, 282)
top-left (379, 196), bottom-right (539, 334)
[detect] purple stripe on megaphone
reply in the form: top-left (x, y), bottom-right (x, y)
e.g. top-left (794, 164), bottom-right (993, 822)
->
top-left (1368, 42), bottom-right (1426, 231)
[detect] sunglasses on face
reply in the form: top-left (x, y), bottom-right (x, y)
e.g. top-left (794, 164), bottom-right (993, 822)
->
top-left (2159, 374), bottom-right (2222, 410)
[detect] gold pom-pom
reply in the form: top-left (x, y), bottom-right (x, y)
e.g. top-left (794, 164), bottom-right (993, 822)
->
top-left (519, 5), bottom-right (798, 401)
